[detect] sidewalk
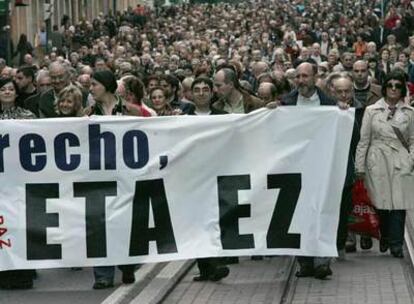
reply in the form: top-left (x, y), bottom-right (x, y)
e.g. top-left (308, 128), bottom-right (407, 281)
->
top-left (287, 240), bottom-right (414, 304)
top-left (159, 242), bottom-right (414, 304)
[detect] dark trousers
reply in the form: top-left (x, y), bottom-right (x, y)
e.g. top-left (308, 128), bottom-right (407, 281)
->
top-left (377, 209), bottom-right (406, 249)
top-left (337, 184), bottom-right (353, 250)
top-left (298, 184), bottom-right (352, 269)
top-left (297, 256), bottom-right (330, 269)
top-left (93, 265), bottom-right (136, 283)
top-left (0, 270), bottom-right (34, 288)
top-left (196, 258), bottom-right (221, 276)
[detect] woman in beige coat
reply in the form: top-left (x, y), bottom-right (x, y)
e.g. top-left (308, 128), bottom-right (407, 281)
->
top-left (355, 70), bottom-right (414, 258)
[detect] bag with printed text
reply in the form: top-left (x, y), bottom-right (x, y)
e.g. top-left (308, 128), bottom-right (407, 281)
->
top-left (348, 179), bottom-right (380, 239)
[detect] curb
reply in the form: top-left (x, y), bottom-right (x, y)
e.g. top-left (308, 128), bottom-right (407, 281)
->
top-left (403, 212), bottom-right (414, 300)
top-left (405, 212), bottom-right (414, 268)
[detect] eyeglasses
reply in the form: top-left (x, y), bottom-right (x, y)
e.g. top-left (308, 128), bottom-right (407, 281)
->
top-left (386, 82), bottom-right (404, 90)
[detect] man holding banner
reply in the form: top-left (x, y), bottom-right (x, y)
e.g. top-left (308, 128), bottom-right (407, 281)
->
top-left (281, 62), bottom-right (337, 279)
top-left (189, 76), bottom-right (230, 282)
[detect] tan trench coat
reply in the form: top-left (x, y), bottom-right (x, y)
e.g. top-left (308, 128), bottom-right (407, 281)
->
top-left (355, 98), bottom-right (414, 210)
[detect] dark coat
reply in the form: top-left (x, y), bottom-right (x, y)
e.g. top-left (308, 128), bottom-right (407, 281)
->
top-left (281, 87), bottom-right (336, 106)
top-left (23, 92), bottom-right (41, 117)
top-left (370, 26), bottom-right (389, 48)
top-left (366, 83), bottom-right (382, 106)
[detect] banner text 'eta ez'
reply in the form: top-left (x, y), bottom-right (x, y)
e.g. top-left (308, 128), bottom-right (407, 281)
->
top-left (0, 108), bottom-right (354, 270)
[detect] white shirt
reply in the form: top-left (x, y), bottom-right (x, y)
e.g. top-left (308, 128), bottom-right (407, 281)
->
top-left (297, 91), bottom-right (321, 106)
top-left (194, 110), bottom-right (211, 115)
top-left (320, 41), bottom-right (329, 56)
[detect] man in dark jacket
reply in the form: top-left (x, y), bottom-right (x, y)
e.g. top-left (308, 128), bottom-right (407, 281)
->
top-left (343, 60), bottom-right (383, 253)
top-left (331, 75), bottom-right (363, 260)
top-left (282, 62), bottom-right (335, 106)
top-left (189, 76), bottom-right (230, 282)
top-left (282, 62), bottom-right (336, 280)
top-left (15, 65), bottom-right (37, 108)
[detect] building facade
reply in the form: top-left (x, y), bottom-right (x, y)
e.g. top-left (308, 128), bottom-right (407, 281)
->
top-left (8, 0), bottom-right (145, 46)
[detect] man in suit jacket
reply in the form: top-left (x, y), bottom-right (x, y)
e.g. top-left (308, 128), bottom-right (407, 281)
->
top-left (282, 62), bottom-right (336, 280)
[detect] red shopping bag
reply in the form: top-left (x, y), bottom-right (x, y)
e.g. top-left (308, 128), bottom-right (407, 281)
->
top-left (348, 179), bottom-right (380, 239)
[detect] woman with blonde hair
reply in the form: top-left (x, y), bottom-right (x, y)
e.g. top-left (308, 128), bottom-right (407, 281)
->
top-left (56, 85), bottom-right (84, 117)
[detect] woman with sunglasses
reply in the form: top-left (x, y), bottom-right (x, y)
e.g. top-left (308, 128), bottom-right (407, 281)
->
top-left (355, 70), bottom-right (414, 258)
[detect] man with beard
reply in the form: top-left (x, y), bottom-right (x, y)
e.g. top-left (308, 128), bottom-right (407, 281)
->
top-left (14, 65), bottom-right (37, 108)
top-left (281, 62), bottom-right (336, 280)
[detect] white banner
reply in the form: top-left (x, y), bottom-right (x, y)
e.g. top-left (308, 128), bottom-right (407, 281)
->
top-left (0, 108), bottom-right (354, 271)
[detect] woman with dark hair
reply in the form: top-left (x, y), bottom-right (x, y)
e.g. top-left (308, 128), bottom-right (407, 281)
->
top-left (379, 48), bottom-right (393, 75)
top-left (355, 70), bottom-right (414, 258)
top-left (150, 87), bottom-right (181, 116)
top-left (0, 78), bottom-right (35, 289)
top-left (368, 57), bottom-right (386, 85)
top-left (14, 34), bottom-right (33, 66)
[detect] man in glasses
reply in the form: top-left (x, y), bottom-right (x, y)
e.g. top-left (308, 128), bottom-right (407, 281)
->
top-left (38, 62), bottom-right (88, 117)
top-left (22, 70), bottom-right (52, 117)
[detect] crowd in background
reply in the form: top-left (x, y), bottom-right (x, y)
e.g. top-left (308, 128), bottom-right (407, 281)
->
top-left (2, 0), bottom-right (414, 107)
top-left (1, 0), bottom-right (414, 290)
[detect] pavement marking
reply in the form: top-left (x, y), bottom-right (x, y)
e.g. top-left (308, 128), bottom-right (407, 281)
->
top-left (101, 263), bottom-right (163, 304)
top-left (130, 260), bottom-right (195, 304)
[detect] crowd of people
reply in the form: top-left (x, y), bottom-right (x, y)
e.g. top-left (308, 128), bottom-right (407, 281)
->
top-left (1, 0), bottom-right (414, 291)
